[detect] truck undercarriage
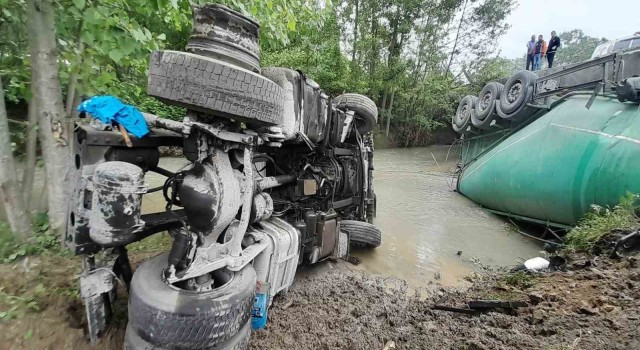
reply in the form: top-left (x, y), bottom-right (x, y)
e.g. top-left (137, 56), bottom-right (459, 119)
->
top-left (65, 4), bottom-right (381, 348)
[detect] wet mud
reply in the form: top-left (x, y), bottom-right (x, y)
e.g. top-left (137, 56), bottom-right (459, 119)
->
top-left (250, 256), bottom-right (640, 350)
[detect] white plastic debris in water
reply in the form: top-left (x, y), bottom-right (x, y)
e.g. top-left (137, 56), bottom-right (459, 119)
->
top-left (523, 257), bottom-right (550, 271)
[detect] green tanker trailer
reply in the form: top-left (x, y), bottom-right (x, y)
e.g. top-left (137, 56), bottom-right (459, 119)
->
top-left (453, 48), bottom-right (640, 227)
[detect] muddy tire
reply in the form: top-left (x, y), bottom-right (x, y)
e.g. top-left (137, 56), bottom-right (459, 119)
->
top-left (187, 4), bottom-right (261, 73)
top-left (452, 95), bottom-right (477, 134)
top-left (128, 253), bottom-right (256, 349)
top-left (147, 50), bottom-right (284, 126)
top-left (342, 220), bottom-right (382, 248)
top-left (333, 93), bottom-right (378, 134)
top-left (472, 82), bottom-right (503, 129)
top-left (124, 320), bottom-right (252, 350)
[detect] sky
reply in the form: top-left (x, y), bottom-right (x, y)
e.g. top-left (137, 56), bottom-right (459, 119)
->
top-left (499, 0), bottom-right (640, 58)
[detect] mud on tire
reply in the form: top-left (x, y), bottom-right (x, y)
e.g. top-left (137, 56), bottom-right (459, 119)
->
top-left (124, 320), bottom-right (252, 350)
top-left (147, 50), bottom-right (284, 126)
top-left (128, 253), bottom-right (256, 349)
top-left (342, 220), bottom-right (382, 248)
top-left (333, 93), bottom-right (378, 134)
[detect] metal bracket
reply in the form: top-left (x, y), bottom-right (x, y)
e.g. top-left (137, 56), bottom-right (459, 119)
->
top-left (585, 82), bottom-right (605, 109)
top-left (164, 146), bottom-right (258, 283)
top-left (185, 119), bottom-right (263, 146)
top-left (164, 230), bottom-right (269, 283)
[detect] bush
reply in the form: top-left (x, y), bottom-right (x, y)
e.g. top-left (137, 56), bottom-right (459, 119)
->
top-left (565, 193), bottom-right (640, 252)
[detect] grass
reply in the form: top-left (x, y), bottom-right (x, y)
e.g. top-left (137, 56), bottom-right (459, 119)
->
top-left (0, 213), bottom-right (66, 264)
top-left (565, 193), bottom-right (640, 252)
top-left (504, 271), bottom-right (535, 289)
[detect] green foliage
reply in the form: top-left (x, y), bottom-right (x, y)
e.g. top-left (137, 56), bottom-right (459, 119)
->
top-left (1, 0), bottom-right (327, 117)
top-left (0, 288), bottom-right (42, 321)
top-left (262, 10), bottom-right (357, 96)
top-left (565, 193), bottom-right (640, 252)
top-left (504, 271), bottom-right (535, 289)
top-left (0, 213), bottom-right (62, 264)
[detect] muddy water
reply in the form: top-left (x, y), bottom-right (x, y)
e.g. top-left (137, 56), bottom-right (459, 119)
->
top-left (144, 146), bottom-right (541, 288)
top-left (350, 146), bottom-right (542, 288)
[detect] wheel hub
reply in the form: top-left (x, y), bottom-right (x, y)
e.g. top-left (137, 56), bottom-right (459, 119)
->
top-left (479, 92), bottom-right (492, 111)
top-left (507, 82), bottom-right (522, 103)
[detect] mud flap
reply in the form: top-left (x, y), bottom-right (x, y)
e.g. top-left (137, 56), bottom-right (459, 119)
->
top-left (79, 256), bottom-right (117, 344)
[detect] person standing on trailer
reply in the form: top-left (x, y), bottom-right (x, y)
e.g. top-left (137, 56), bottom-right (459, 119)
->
top-left (526, 35), bottom-right (536, 70)
top-left (533, 35), bottom-right (547, 71)
top-left (547, 31), bottom-right (561, 68)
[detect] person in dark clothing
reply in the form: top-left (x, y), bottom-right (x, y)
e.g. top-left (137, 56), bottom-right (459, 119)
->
top-left (547, 31), bottom-right (561, 68)
top-left (526, 35), bottom-right (536, 70)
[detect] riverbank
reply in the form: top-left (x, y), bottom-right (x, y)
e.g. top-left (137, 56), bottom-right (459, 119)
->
top-left (251, 252), bottom-right (640, 350)
top-left (1, 235), bottom-right (638, 349)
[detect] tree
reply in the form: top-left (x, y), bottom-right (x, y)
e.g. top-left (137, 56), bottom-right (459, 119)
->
top-left (554, 29), bottom-right (607, 66)
top-left (26, 0), bottom-right (69, 235)
top-left (0, 76), bottom-right (32, 237)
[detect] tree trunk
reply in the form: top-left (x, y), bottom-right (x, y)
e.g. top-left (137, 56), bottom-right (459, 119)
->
top-left (385, 88), bottom-right (395, 137)
top-left (26, 0), bottom-right (70, 234)
top-left (22, 100), bottom-right (38, 210)
top-left (446, 0), bottom-right (468, 74)
top-left (379, 88), bottom-right (387, 126)
top-left (351, 0), bottom-right (359, 63)
top-left (0, 77), bottom-right (32, 238)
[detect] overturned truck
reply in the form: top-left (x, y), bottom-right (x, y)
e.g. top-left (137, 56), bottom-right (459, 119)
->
top-left (453, 45), bottom-right (640, 228)
top-left (66, 4), bottom-right (381, 349)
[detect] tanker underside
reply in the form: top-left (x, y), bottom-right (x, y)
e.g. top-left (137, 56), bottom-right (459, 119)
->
top-left (454, 48), bottom-right (640, 227)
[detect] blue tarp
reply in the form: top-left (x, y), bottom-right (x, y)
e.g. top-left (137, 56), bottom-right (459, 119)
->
top-left (77, 96), bottom-right (150, 138)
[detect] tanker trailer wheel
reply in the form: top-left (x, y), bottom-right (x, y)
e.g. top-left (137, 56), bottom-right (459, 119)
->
top-left (343, 220), bottom-right (382, 248)
top-left (496, 71), bottom-right (537, 121)
top-left (124, 319), bottom-right (252, 350)
top-left (128, 253), bottom-right (256, 349)
top-left (452, 95), bottom-right (477, 134)
top-left (333, 93), bottom-right (378, 134)
top-left (471, 82), bottom-right (504, 130)
top-left (147, 50), bottom-right (285, 126)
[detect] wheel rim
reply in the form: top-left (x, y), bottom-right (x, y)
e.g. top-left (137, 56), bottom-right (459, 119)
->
top-left (507, 82), bottom-right (522, 103)
top-left (479, 91), bottom-right (493, 115)
top-left (455, 104), bottom-right (469, 127)
top-left (187, 4), bottom-right (261, 72)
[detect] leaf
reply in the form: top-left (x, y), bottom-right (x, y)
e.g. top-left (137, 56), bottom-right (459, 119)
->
top-left (35, 283), bottom-right (45, 295)
top-left (26, 301), bottom-right (39, 311)
top-left (287, 19), bottom-right (296, 32)
top-left (157, 33), bottom-right (166, 41)
top-left (169, 0), bottom-right (178, 8)
top-left (24, 329), bottom-right (33, 340)
top-left (72, 0), bottom-right (85, 10)
top-left (109, 49), bottom-right (123, 63)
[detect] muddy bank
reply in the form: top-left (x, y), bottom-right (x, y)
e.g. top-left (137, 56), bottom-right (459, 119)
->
top-left (1, 239), bottom-right (639, 349)
top-left (250, 255), bottom-right (640, 350)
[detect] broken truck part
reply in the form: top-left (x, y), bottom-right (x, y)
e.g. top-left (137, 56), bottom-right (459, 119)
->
top-left (65, 3), bottom-right (382, 348)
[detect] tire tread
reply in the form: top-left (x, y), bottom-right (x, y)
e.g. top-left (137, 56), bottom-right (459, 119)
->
top-left (342, 220), bottom-right (382, 248)
top-left (147, 50), bottom-right (284, 125)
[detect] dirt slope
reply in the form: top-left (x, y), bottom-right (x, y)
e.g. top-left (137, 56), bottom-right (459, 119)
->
top-left (1, 250), bottom-right (639, 350)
